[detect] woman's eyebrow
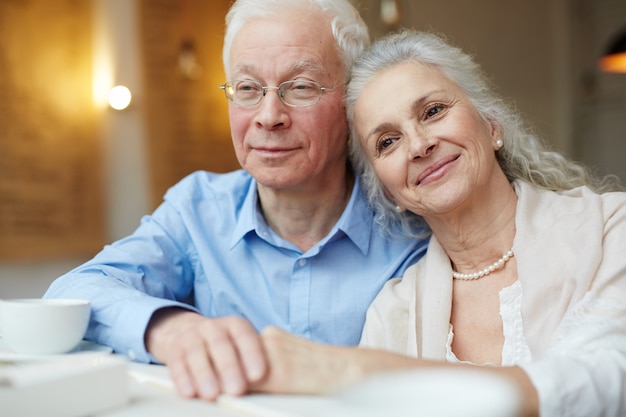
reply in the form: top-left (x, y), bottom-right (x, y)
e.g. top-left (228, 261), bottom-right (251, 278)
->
top-left (365, 122), bottom-right (395, 142)
top-left (364, 90), bottom-right (445, 136)
top-left (410, 90), bottom-right (444, 114)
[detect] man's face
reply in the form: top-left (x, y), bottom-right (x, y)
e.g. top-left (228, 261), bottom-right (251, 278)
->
top-left (227, 9), bottom-right (348, 191)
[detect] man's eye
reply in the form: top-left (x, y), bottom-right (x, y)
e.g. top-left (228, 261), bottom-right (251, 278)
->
top-left (287, 81), bottom-right (316, 92)
top-left (240, 85), bottom-right (253, 91)
top-left (286, 79), bottom-right (309, 87)
top-left (237, 82), bottom-right (261, 92)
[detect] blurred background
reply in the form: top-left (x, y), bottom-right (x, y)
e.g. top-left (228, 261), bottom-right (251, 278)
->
top-left (1, 0), bottom-right (625, 297)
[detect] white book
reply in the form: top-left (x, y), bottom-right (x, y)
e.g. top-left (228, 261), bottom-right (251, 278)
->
top-left (1, 354), bottom-right (129, 417)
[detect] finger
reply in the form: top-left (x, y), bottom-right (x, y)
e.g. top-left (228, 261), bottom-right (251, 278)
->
top-left (231, 321), bottom-right (268, 383)
top-left (184, 339), bottom-right (221, 401)
top-left (168, 347), bottom-right (200, 398)
top-left (164, 330), bottom-right (221, 401)
top-left (204, 323), bottom-right (248, 396)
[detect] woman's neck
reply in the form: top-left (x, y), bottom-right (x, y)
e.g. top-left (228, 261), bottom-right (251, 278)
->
top-left (429, 178), bottom-right (518, 273)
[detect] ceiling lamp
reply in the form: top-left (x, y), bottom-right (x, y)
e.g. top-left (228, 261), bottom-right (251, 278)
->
top-left (598, 28), bottom-right (626, 73)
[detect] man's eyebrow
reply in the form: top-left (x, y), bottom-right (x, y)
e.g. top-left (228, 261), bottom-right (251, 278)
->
top-left (231, 60), bottom-right (326, 79)
top-left (290, 60), bottom-right (325, 74)
top-left (231, 63), bottom-right (256, 77)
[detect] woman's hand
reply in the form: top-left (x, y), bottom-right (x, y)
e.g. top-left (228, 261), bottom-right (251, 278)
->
top-left (250, 326), bottom-right (361, 394)
top-left (251, 326), bottom-right (423, 395)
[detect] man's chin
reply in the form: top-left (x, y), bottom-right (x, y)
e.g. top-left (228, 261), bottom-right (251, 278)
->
top-left (255, 174), bottom-right (302, 190)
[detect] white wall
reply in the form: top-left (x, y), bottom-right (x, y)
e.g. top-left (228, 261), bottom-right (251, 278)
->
top-left (570, 0), bottom-right (626, 182)
top-left (0, 260), bottom-right (86, 299)
top-left (96, 0), bottom-right (150, 242)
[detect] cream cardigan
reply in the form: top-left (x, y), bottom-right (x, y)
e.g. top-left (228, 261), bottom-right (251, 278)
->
top-left (360, 181), bottom-right (626, 417)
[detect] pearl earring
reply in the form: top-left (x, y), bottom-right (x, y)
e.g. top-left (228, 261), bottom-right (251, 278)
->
top-left (496, 139), bottom-right (504, 149)
top-left (395, 205), bottom-right (404, 213)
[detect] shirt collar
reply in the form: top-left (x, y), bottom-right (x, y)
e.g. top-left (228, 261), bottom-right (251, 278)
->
top-left (330, 174), bottom-right (373, 255)
top-left (230, 179), bottom-right (261, 249)
top-left (229, 174), bottom-right (373, 255)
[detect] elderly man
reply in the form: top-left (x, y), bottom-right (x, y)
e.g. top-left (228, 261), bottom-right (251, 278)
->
top-left (44, 0), bottom-right (427, 401)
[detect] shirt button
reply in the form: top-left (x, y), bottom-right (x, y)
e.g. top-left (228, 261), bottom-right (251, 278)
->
top-left (298, 259), bottom-right (307, 267)
top-left (127, 349), bottom-right (137, 360)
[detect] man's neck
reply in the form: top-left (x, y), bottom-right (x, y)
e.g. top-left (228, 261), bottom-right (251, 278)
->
top-left (258, 169), bottom-right (355, 252)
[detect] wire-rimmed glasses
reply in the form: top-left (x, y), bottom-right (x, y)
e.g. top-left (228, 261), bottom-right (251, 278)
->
top-left (219, 79), bottom-right (335, 108)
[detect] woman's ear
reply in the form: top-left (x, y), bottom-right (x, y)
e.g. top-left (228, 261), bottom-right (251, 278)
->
top-left (382, 186), bottom-right (405, 212)
top-left (488, 120), bottom-right (504, 150)
top-left (382, 185), bottom-right (394, 202)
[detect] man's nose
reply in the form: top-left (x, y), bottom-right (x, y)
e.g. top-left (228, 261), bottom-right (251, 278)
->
top-left (254, 89), bottom-right (290, 129)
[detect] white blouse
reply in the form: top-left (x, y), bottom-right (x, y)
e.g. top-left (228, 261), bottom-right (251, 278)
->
top-left (445, 280), bottom-right (533, 366)
top-left (360, 182), bottom-right (626, 417)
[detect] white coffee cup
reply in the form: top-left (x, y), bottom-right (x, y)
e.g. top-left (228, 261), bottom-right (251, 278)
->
top-left (0, 298), bottom-right (90, 355)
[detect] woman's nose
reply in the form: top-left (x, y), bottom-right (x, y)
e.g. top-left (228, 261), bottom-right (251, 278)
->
top-left (407, 129), bottom-right (436, 159)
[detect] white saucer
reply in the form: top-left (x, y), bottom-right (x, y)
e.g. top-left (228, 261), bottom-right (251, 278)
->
top-left (0, 340), bottom-right (113, 362)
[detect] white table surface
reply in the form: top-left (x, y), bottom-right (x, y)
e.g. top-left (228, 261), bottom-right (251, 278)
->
top-left (1, 348), bottom-right (334, 417)
top-left (2, 347), bottom-right (523, 417)
top-left (100, 361), bottom-right (340, 417)
top-left (99, 360), bottom-right (523, 417)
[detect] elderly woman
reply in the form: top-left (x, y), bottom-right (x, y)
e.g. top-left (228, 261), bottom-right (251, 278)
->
top-left (249, 31), bottom-right (626, 417)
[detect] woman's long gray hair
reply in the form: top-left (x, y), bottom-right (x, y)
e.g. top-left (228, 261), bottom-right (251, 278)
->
top-left (346, 30), bottom-right (622, 237)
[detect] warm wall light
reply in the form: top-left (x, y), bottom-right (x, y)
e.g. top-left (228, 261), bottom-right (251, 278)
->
top-left (178, 39), bottom-right (203, 81)
top-left (380, 0), bottom-right (401, 28)
top-left (599, 28), bottom-right (626, 73)
top-left (108, 85), bottom-right (132, 110)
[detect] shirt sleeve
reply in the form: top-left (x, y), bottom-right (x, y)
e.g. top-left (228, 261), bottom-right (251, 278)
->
top-left (519, 292), bottom-right (626, 417)
top-left (44, 199), bottom-right (199, 363)
top-left (516, 188), bottom-right (626, 417)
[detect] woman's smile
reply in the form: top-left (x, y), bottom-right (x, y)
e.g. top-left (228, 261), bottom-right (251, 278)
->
top-left (415, 154), bottom-right (460, 186)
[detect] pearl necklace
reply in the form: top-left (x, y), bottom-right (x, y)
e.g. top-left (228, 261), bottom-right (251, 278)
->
top-left (452, 248), bottom-right (514, 280)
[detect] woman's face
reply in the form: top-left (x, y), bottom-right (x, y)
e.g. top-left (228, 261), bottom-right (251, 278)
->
top-left (353, 61), bottom-right (502, 219)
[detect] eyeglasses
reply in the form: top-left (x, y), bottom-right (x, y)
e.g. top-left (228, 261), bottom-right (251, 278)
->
top-left (219, 79), bottom-right (335, 108)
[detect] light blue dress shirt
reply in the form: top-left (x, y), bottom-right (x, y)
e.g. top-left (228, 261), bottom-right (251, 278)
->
top-left (45, 170), bottom-right (428, 362)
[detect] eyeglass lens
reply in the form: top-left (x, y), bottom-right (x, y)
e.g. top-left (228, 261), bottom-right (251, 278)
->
top-left (222, 80), bottom-right (327, 107)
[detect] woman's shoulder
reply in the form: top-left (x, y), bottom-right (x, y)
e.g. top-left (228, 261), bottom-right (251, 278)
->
top-left (515, 180), bottom-right (626, 217)
top-left (375, 261), bottom-right (423, 304)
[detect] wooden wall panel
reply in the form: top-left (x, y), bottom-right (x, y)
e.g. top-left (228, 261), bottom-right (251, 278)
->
top-left (139, 0), bottom-right (239, 208)
top-left (0, 0), bottom-right (104, 260)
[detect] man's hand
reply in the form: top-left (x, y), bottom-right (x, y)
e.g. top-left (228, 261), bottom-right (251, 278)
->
top-left (145, 309), bottom-right (267, 401)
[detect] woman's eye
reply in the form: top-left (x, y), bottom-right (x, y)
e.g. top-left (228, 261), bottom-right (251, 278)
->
top-left (376, 136), bottom-right (397, 153)
top-left (424, 103), bottom-right (446, 119)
